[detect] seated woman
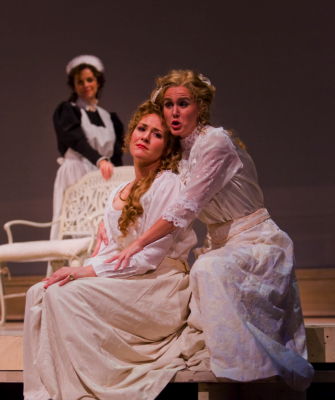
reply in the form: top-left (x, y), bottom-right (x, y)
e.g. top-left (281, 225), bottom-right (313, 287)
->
top-left (23, 101), bottom-right (197, 400)
top-left (108, 70), bottom-right (314, 391)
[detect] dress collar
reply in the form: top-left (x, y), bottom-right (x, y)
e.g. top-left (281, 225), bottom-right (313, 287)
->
top-left (76, 98), bottom-right (99, 112)
top-left (181, 125), bottom-right (203, 156)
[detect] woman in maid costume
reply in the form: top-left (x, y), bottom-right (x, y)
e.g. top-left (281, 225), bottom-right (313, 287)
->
top-left (51, 55), bottom-right (124, 241)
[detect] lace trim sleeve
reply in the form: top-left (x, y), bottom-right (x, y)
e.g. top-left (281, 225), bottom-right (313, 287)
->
top-left (162, 198), bottom-right (199, 228)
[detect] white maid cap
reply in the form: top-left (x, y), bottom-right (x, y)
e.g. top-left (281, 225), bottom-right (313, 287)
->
top-left (65, 55), bottom-right (104, 74)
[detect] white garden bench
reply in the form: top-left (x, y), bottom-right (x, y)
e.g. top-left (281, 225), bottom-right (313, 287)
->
top-left (0, 166), bottom-right (135, 325)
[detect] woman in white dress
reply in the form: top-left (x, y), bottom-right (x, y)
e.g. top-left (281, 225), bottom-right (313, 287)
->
top-left (51, 54), bottom-right (124, 241)
top-left (107, 70), bottom-right (314, 390)
top-left (23, 101), bottom-right (197, 400)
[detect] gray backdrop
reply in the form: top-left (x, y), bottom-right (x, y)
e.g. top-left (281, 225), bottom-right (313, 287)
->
top-left (1, 1), bottom-right (334, 274)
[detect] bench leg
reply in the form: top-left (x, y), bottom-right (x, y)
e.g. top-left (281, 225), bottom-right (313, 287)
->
top-left (198, 382), bottom-right (306, 400)
top-left (198, 383), bottom-right (239, 400)
top-left (0, 264), bottom-right (7, 326)
top-left (239, 383), bottom-right (306, 400)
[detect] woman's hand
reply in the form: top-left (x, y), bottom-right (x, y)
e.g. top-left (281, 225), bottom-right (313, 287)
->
top-left (105, 219), bottom-right (175, 270)
top-left (105, 239), bottom-right (144, 270)
top-left (91, 221), bottom-right (108, 257)
top-left (99, 159), bottom-right (113, 180)
top-left (43, 266), bottom-right (96, 289)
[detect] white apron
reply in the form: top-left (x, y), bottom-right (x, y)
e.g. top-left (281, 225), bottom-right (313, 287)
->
top-left (50, 104), bottom-right (116, 241)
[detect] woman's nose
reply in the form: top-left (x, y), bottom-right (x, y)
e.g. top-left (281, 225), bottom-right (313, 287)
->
top-left (140, 131), bottom-right (150, 142)
top-left (172, 105), bottom-right (179, 117)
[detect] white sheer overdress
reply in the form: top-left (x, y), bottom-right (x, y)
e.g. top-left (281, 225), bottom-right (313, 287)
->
top-left (162, 126), bottom-right (314, 391)
top-left (23, 171), bottom-right (197, 400)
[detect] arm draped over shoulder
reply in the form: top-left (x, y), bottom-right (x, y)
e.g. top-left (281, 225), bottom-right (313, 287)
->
top-left (89, 172), bottom-right (189, 278)
top-left (162, 128), bottom-right (243, 228)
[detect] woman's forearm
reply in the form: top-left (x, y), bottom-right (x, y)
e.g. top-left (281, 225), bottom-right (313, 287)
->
top-left (137, 218), bottom-right (175, 248)
top-left (103, 218), bottom-right (176, 269)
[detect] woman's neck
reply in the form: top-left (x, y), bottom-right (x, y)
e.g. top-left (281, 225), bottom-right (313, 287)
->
top-left (113, 159), bottom-right (161, 211)
top-left (77, 97), bottom-right (98, 111)
top-left (181, 124), bottom-right (203, 154)
top-left (133, 159), bottom-right (161, 181)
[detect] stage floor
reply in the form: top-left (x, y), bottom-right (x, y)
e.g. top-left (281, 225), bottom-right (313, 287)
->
top-left (1, 319), bottom-right (335, 400)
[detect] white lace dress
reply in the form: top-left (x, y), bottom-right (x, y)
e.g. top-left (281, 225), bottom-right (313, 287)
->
top-left (23, 171), bottom-right (198, 400)
top-left (162, 126), bottom-right (314, 391)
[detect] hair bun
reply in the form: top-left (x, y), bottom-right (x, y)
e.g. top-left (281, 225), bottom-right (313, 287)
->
top-left (198, 73), bottom-right (212, 87)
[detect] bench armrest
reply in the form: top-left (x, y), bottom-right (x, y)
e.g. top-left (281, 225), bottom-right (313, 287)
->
top-left (3, 219), bottom-right (57, 244)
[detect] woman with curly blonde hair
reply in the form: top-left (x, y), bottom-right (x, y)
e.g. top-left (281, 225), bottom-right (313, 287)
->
top-left (108, 70), bottom-right (314, 391)
top-left (23, 100), bottom-right (198, 400)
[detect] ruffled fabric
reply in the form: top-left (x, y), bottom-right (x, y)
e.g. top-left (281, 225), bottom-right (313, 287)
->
top-left (162, 197), bottom-right (199, 228)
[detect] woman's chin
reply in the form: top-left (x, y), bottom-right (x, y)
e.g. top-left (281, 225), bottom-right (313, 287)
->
top-left (171, 129), bottom-right (190, 138)
top-left (170, 127), bottom-right (183, 136)
top-left (79, 94), bottom-right (96, 103)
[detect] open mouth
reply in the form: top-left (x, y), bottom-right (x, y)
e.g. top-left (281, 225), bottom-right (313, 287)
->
top-left (171, 120), bottom-right (181, 130)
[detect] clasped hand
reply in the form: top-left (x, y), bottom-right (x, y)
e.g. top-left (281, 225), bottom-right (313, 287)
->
top-left (99, 159), bottom-right (113, 180)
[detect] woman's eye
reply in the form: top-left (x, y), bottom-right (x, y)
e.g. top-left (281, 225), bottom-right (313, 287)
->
top-left (154, 132), bottom-right (163, 138)
top-left (179, 100), bottom-right (189, 107)
top-left (164, 101), bottom-right (173, 108)
top-left (87, 78), bottom-right (94, 83)
top-left (137, 126), bottom-right (145, 131)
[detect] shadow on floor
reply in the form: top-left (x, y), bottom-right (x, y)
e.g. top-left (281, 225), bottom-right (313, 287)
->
top-left (1, 381), bottom-right (335, 399)
top-left (0, 382), bottom-right (198, 400)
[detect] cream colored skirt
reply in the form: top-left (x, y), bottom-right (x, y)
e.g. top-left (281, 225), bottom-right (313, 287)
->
top-left (23, 258), bottom-right (192, 400)
top-left (187, 216), bottom-right (314, 391)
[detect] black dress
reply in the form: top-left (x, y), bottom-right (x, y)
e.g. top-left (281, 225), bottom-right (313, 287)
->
top-left (53, 101), bottom-right (124, 166)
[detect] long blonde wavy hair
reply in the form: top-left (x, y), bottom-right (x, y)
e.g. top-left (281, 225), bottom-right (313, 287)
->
top-left (118, 100), bottom-right (182, 237)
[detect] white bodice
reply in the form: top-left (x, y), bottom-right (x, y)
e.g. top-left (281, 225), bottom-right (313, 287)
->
top-left (163, 125), bottom-right (264, 228)
top-left (86, 171), bottom-right (197, 278)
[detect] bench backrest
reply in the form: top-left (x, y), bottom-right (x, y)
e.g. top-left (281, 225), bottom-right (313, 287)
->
top-left (58, 166), bottom-right (135, 239)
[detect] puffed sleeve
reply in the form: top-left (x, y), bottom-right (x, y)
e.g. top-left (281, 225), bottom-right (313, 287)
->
top-left (89, 172), bottom-right (186, 278)
top-left (110, 112), bottom-right (124, 166)
top-left (53, 101), bottom-right (103, 165)
top-left (162, 127), bottom-right (243, 228)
